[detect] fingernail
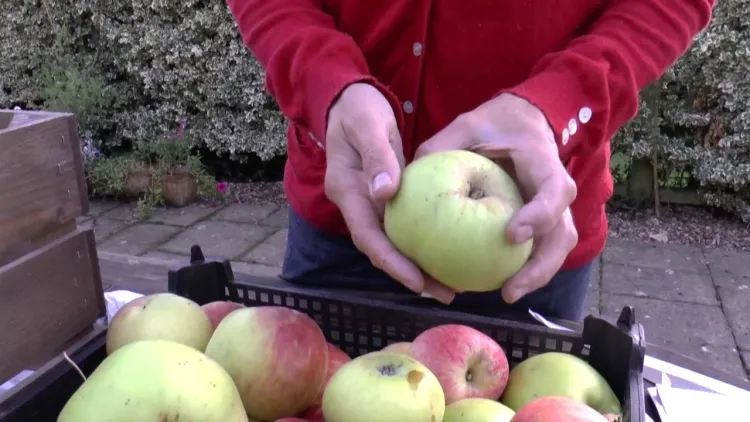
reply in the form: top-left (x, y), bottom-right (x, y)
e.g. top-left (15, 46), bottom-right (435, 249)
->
top-left (420, 291), bottom-right (435, 299)
top-left (371, 172), bottom-right (392, 195)
top-left (514, 225), bottom-right (533, 243)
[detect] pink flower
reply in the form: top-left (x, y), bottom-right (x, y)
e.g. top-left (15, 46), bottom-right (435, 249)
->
top-left (216, 182), bottom-right (229, 194)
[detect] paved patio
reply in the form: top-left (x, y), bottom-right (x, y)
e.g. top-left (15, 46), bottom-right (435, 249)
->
top-left (80, 200), bottom-right (750, 381)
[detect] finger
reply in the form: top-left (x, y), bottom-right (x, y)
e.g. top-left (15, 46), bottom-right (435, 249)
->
top-left (506, 169), bottom-right (576, 243)
top-left (350, 119), bottom-right (404, 202)
top-left (420, 273), bottom-right (457, 304)
top-left (336, 190), bottom-right (427, 294)
top-left (501, 213), bottom-right (578, 304)
top-left (413, 113), bottom-right (478, 160)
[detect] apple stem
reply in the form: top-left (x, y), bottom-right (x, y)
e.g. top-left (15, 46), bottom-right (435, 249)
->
top-left (62, 351), bottom-right (87, 382)
top-left (468, 188), bottom-right (485, 200)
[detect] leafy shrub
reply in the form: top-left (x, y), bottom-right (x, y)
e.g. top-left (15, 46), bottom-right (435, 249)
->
top-left (0, 0), bottom-right (286, 161)
top-left (613, 0), bottom-right (750, 220)
top-left (2, 0), bottom-right (749, 220)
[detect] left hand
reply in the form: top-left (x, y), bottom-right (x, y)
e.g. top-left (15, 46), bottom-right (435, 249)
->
top-left (413, 93), bottom-right (579, 304)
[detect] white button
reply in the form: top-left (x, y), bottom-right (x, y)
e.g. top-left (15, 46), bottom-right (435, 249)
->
top-left (568, 118), bottom-right (578, 135)
top-left (403, 101), bottom-right (414, 114)
top-left (561, 128), bottom-right (570, 145)
top-left (578, 107), bottom-right (592, 124)
top-left (412, 42), bottom-right (423, 57)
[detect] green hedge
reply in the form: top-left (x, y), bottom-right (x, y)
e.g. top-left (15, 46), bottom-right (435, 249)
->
top-left (0, 0), bottom-right (286, 160)
top-left (1, 0), bottom-right (749, 219)
top-left (612, 0), bottom-right (750, 219)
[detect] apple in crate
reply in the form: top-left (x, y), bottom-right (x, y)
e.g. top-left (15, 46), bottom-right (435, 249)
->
top-left (444, 398), bottom-right (515, 422)
top-left (309, 342), bottom-right (352, 409)
top-left (411, 324), bottom-right (510, 404)
top-left (322, 351), bottom-right (445, 422)
top-left (384, 150), bottom-right (532, 292)
top-left (300, 406), bottom-right (325, 421)
top-left (500, 352), bottom-right (621, 417)
top-left (106, 293), bottom-right (213, 354)
top-left (510, 396), bottom-right (612, 422)
top-left (57, 339), bottom-right (248, 422)
top-left (204, 306), bottom-right (329, 421)
top-left (381, 341), bottom-right (412, 354)
top-left (202, 300), bottom-right (245, 331)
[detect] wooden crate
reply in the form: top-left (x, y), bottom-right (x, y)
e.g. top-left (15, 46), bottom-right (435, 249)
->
top-left (0, 110), bottom-right (88, 267)
top-left (0, 110), bottom-right (105, 385)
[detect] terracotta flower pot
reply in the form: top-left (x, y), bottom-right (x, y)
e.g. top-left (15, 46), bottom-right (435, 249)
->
top-left (160, 168), bottom-right (198, 207)
top-left (123, 167), bottom-right (154, 198)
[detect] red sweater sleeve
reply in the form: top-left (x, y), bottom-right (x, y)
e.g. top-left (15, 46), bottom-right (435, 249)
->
top-left (504, 0), bottom-right (716, 156)
top-left (225, 0), bottom-right (403, 146)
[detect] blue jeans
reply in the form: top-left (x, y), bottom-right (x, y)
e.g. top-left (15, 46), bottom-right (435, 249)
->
top-left (281, 209), bottom-right (595, 322)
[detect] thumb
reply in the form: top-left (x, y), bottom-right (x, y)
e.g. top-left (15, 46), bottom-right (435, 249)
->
top-left (414, 115), bottom-right (476, 160)
top-left (357, 121), bottom-right (404, 202)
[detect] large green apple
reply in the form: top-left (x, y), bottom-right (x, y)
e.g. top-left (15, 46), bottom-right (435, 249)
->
top-left (500, 352), bottom-right (621, 417)
top-left (444, 398), bottom-right (515, 422)
top-left (57, 339), bottom-right (248, 422)
top-left (322, 351), bottom-right (445, 422)
top-left (384, 149), bottom-right (532, 292)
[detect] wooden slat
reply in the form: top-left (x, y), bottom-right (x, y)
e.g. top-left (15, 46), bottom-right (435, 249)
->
top-left (0, 323), bottom-right (107, 416)
top-left (0, 112), bottom-right (89, 263)
top-left (0, 229), bottom-right (105, 383)
top-left (0, 111), bottom-right (12, 130)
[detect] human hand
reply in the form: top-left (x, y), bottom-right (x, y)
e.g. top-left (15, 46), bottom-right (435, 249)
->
top-left (414, 93), bottom-right (579, 304)
top-left (323, 83), bottom-right (456, 304)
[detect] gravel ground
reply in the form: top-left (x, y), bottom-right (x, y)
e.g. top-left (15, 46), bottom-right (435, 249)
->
top-left (607, 201), bottom-right (750, 252)
top-left (228, 181), bottom-right (750, 252)
top-left (221, 181), bottom-right (288, 206)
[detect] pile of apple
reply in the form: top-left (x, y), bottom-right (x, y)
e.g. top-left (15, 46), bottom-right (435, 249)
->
top-left (56, 292), bottom-right (623, 422)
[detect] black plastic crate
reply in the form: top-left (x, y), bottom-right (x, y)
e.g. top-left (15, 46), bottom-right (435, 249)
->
top-left (169, 245), bottom-right (647, 422)
top-left (0, 245), bottom-right (648, 422)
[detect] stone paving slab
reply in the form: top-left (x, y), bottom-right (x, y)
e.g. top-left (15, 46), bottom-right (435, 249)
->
top-left (601, 262), bottom-right (717, 305)
top-left (232, 261), bottom-right (282, 278)
top-left (210, 204), bottom-right (279, 224)
top-left (89, 218), bottom-right (132, 243)
top-left (584, 287), bottom-right (600, 318)
top-left (141, 251), bottom-right (189, 266)
top-left (243, 228), bottom-right (288, 267)
top-left (158, 220), bottom-right (275, 260)
top-left (718, 287), bottom-right (750, 350)
top-left (99, 204), bottom-right (140, 221)
top-left (712, 272), bottom-right (750, 291)
top-left (705, 248), bottom-right (750, 278)
top-left (260, 206), bottom-right (289, 228)
top-left (599, 293), bottom-right (746, 377)
top-left (98, 223), bottom-right (182, 256)
top-left (86, 201), bottom-right (120, 217)
top-left (603, 238), bottom-right (707, 273)
top-left (147, 205), bottom-right (219, 227)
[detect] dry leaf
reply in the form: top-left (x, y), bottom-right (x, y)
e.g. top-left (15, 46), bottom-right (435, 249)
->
top-left (649, 231), bottom-right (669, 243)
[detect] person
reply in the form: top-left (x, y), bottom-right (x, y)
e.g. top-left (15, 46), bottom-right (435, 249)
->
top-left (226, 1), bottom-right (715, 321)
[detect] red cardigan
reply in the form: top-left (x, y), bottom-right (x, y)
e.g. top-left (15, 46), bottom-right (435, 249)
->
top-left (227, 0), bottom-right (714, 270)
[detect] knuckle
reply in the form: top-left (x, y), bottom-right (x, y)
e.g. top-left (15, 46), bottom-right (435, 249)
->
top-left (456, 112), bottom-right (484, 134)
top-left (567, 226), bottom-right (579, 248)
top-left (360, 144), bottom-right (382, 167)
top-left (535, 202), bottom-right (557, 229)
top-left (562, 176), bottom-right (578, 203)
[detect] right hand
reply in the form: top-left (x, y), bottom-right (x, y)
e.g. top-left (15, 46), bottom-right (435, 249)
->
top-left (323, 83), bottom-right (456, 304)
